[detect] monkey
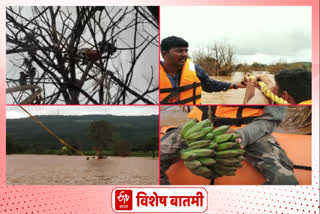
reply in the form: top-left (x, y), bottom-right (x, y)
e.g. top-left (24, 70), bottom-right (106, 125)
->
top-left (22, 29), bottom-right (39, 57)
top-left (23, 29), bottom-right (38, 43)
top-left (98, 40), bottom-right (117, 56)
top-left (19, 72), bottom-right (28, 86)
top-left (28, 67), bottom-right (36, 85)
top-left (22, 58), bottom-right (36, 84)
top-left (77, 41), bottom-right (117, 65)
top-left (21, 58), bottom-right (33, 71)
top-left (78, 48), bottom-right (99, 60)
top-left (77, 48), bottom-right (100, 65)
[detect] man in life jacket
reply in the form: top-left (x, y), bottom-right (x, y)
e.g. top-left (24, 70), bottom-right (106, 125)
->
top-left (160, 36), bottom-right (246, 104)
top-left (244, 69), bottom-right (311, 104)
top-left (160, 106), bottom-right (299, 185)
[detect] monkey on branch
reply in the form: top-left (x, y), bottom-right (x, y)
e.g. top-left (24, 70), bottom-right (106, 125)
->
top-left (77, 40), bottom-right (117, 65)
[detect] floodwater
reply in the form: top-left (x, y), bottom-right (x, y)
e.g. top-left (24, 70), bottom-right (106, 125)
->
top-left (6, 155), bottom-right (158, 185)
top-left (202, 71), bottom-right (274, 104)
top-left (160, 106), bottom-right (311, 135)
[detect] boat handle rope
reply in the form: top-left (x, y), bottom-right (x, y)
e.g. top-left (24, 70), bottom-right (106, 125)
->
top-left (293, 165), bottom-right (312, 170)
top-left (18, 105), bottom-right (84, 156)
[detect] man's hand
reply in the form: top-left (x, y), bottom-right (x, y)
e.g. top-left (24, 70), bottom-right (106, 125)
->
top-left (242, 76), bottom-right (257, 104)
top-left (255, 75), bottom-right (274, 90)
top-left (226, 128), bottom-right (244, 149)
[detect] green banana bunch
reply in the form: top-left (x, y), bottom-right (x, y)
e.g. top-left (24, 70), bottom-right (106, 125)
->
top-left (179, 119), bottom-right (246, 179)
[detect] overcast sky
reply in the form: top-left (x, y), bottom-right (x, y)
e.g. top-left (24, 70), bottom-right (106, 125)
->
top-left (161, 6), bottom-right (312, 65)
top-left (6, 106), bottom-right (159, 119)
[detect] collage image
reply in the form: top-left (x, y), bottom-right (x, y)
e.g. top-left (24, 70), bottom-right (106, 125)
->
top-left (6, 6), bottom-right (312, 186)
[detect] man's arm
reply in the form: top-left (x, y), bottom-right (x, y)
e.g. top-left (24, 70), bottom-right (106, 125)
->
top-left (195, 64), bottom-right (231, 92)
top-left (235, 106), bottom-right (287, 147)
top-left (160, 128), bottom-right (186, 185)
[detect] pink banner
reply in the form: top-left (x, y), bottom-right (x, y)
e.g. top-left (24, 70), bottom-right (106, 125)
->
top-left (1, 1), bottom-right (319, 214)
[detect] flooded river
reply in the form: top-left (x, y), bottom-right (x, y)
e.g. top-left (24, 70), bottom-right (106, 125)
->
top-left (202, 71), bottom-right (274, 104)
top-left (6, 155), bottom-right (158, 185)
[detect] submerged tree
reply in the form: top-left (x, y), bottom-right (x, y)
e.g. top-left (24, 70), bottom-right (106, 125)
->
top-left (144, 136), bottom-right (158, 158)
top-left (88, 120), bottom-right (113, 159)
top-left (6, 6), bottom-right (159, 104)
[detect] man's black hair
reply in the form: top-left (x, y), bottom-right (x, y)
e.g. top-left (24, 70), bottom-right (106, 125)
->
top-left (160, 36), bottom-right (188, 51)
top-left (275, 69), bottom-right (311, 103)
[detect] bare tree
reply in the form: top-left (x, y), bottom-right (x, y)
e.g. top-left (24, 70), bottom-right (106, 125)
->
top-left (6, 6), bottom-right (159, 104)
top-left (192, 41), bottom-right (235, 76)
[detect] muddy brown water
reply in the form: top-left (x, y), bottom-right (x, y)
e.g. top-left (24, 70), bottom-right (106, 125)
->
top-left (6, 155), bottom-right (158, 185)
top-left (202, 72), bottom-right (274, 104)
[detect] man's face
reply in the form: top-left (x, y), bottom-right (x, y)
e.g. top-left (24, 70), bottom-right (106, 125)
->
top-left (162, 47), bottom-right (188, 68)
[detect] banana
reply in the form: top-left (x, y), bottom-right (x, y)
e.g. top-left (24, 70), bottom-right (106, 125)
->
top-left (237, 156), bottom-right (246, 161)
top-left (232, 143), bottom-right (241, 149)
top-left (203, 133), bottom-right (215, 140)
top-left (184, 160), bottom-right (202, 169)
top-left (213, 125), bottom-right (230, 136)
top-left (190, 166), bottom-right (213, 178)
top-left (191, 148), bottom-right (216, 157)
top-left (188, 140), bottom-right (211, 149)
top-left (233, 162), bottom-right (244, 168)
top-left (215, 134), bottom-right (233, 144)
top-left (196, 119), bottom-right (211, 128)
top-left (215, 157), bottom-right (243, 166)
top-left (180, 119), bottom-right (197, 138)
top-left (207, 141), bottom-right (218, 150)
top-left (216, 149), bottom-right (244, 158)
top-left (202, 126), bottom-right (213, 133)
top-left (216, 142), bottom-right (237, 151)
top-left (180, 150), bottom-right (198, 160)
top-left (184, 119), bottom-right (211, 138)
top-left (197, 157), bottom-right (216, 166)
top-left (214, 168), bottom-right (236, 176)
top-left (211, 171), bottom-right (222, 179)
top-left (215, 164), bottom-right (238, 171)
top-left (186, 130), bottom-right (208, 142)
top-left (232, 149), bottom-right (245, 155)
top-left (230, 133), bottom-right (241, 142)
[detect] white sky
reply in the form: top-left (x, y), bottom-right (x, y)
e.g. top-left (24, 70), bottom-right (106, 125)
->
top-left (6, 106), bottom-right (159, 119)
top-left (161, 6), bottom-right (312, 65)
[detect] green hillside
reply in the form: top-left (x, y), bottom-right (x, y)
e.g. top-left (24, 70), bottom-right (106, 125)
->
top-left (6, 114), bottom-right (158, 154)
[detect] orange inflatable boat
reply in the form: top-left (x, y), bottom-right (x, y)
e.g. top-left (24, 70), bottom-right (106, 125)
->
top-left (161, 126), bottom-right (312, 185)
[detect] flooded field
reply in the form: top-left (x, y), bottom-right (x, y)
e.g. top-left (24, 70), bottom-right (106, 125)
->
top-left (160, 106), bottom-right (311, 135)
top-left (6, 155), bottom-right (158, 185)
top-left (202, 72), bottom-right (274, 104)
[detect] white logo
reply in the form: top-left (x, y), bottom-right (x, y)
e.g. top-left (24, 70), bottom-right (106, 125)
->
top-left (117, 191), bottom-right (130, 204)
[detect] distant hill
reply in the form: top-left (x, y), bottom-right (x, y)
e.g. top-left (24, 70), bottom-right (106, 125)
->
top-left (236, 61), bottom-right (312, 73)
top-left (6, 114), bottom-right (158, 151)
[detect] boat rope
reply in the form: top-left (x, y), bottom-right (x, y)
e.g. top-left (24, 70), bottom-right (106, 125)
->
top-left (18, 105), bottom-right (84, 156)
top-left (293, 164), bottom-right (312, 170)
top-left (248, 75), bottom-right (288, 104)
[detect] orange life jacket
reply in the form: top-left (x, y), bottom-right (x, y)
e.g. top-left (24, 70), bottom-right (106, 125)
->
top-left (188, 106), bottom-right (264, 128)
top-left (160, 59), bottom-right (202, 104)
top-left (299, 100), bottom-right (312, 104)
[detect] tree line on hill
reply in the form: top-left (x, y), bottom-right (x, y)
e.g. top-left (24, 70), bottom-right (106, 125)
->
top-left (6, 114), bottom-right (158, 158)
top-left (191, 41), bottom-right (311, 76)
